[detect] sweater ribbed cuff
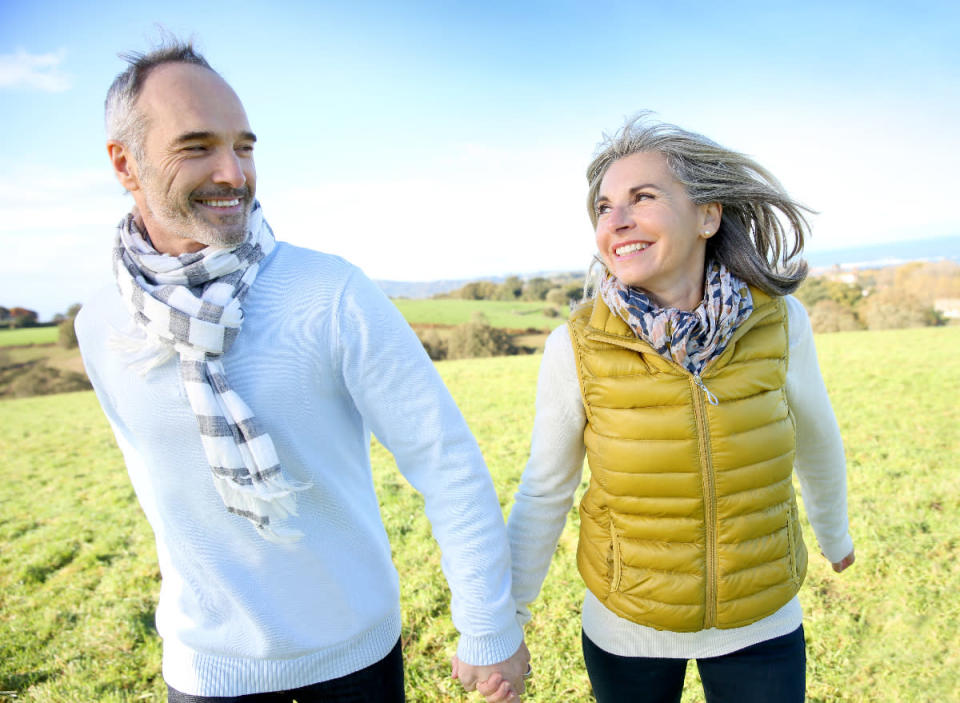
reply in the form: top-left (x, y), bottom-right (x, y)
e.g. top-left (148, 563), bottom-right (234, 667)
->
top-left (820, 533), bottom-right (854, 565)
top-left (456, 622), bottom-right (524, 666)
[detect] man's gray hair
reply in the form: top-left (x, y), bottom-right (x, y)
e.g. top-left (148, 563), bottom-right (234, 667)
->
top-left (585, 113), bottom-right (811, 297)
top-left (104, 39), bottom-right (215, 161)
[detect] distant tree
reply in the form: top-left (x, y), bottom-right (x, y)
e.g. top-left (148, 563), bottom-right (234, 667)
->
top-left (892, 261), bottom-right (960, 304)
top-left (0, 306), bottom-right (9, 322)
top-left (564, 282), bottom-right (585, 305)
top-left (808, 299), bottom-right (863, 333)
top-left (56, 302), bottom-right (83, 348)
top-left (522, 277), bottom-right (552, 301)
top-left (8, 307), bottom-right (38, 328)
top-left (457, 281), bottom-right (499, 300)
top-left (545, 287), bottom-right (569, 309)
top-left (795, 276), bottom-right (862, 310)
top-left (858, 289), bottom-right (935, 330)
top-left (497, 276), bottom-right (523, 301)
top-left (446, 313), bottom-right (515, 359)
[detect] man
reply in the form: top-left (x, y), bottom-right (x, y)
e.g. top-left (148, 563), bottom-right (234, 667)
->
top-left (76, 40), bottom-right (527, 702)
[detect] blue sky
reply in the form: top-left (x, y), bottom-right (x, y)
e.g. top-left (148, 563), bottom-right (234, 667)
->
top-left (1, 0), bottom-right (957, 319)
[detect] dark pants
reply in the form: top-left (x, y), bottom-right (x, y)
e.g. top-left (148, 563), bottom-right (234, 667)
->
top-left (582, 626), bottom-right (806, 703)
top-left (167, 638), bottom-right (405, 703)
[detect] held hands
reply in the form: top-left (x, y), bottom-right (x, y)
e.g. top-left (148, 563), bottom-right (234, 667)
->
top-left (452, 641), bottom-right (531, 702)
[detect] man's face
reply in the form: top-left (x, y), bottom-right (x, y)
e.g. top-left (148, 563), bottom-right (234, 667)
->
top-left (126, 63), bottom-right (257, 254)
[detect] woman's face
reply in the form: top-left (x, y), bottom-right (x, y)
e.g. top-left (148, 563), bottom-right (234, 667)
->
top-left (594, 151), bottom-right (720, 310)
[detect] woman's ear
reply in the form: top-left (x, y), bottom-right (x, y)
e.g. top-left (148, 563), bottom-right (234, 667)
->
top-left (699, 202), bottom-right (722, 239)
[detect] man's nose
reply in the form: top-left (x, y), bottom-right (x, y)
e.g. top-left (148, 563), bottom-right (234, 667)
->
top-left (212, 149), bottom-right (247, 188)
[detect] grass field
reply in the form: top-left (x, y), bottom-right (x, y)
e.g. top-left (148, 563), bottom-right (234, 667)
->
top-left (0, 327), bottom-right (58, 347)
top-left (392, 298), bottom-right (566, 331)
top-left (1, 326), bottom-right (958, 702)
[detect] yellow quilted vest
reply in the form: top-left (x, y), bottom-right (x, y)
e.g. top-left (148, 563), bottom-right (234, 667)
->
top-left (569, 289), bottom-right (807, 632)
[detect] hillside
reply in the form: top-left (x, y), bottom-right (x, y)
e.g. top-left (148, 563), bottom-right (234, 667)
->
top-left (1, 326), bottom-right (958, 701)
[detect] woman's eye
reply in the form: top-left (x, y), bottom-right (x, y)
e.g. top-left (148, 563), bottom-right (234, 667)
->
top-left (595, 203), bottom-right (611, 215)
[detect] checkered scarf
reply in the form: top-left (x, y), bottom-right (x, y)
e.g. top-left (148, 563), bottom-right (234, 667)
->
top-left (113, 202), bottom-right (308, 543)
top-left (599, 260), bottom-right (753, 382)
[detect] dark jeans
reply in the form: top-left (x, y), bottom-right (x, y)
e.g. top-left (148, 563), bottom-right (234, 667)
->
top-left (582, 625), bottom-right (806, 703)
top-left (167, 638), bottom-right (405, 703)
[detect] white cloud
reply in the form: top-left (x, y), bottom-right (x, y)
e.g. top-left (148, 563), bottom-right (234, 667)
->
top-left (0, 48), bottom-right (70, 92)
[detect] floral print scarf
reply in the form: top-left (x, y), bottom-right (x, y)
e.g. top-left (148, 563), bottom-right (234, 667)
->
top-left (599, 261), bottom-right (753, 380)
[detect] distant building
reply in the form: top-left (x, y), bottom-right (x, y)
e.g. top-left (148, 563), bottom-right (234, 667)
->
top-left (934, 299), bottom-right (960, 319)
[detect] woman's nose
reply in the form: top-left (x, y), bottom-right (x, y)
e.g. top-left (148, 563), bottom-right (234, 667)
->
top-left (607, 205), bottom-right (633, 231)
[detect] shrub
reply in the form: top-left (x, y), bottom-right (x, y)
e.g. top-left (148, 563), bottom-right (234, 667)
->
top-left (58, 318), bottom-right (79, 348)
top-left (8, 363), bottom-right (91, 398)
top-left (545, 288), bottom-right (568, 308)
top-left (446, 313), bottom-right (515, 360)
top-left (809, 299), bottom-right (863, 333)
top-left (417, 328), bottom-right (448, 361)
top-left (858, 289), bottom-right (937, 330)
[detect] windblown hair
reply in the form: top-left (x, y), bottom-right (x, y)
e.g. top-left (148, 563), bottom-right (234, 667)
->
top-left (104, 38), bottom-right (215, 161)
top-left (585, 113), bottom-right (812, 297)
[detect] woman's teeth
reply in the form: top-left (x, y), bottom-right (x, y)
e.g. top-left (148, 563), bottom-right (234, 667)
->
top-left (615, 242), bottom-right (650, 256)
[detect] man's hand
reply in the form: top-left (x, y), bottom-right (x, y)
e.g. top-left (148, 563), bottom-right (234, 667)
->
top-left (831, 548), bottom-right (855, 573)
top-left (451, 641), bottom-right (531, 702)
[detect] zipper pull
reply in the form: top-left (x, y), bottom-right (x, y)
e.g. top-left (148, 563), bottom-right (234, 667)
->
top-left (694, 374), bottom-right (719, 406)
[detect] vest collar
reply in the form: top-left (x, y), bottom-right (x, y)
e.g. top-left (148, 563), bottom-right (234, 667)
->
top-left (578, 286), bottom-right (782, 373)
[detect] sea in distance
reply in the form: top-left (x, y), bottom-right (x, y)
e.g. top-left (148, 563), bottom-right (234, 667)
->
top-left (377, 234), bottom-right (960, 299)
top-left (805, 234), bottom-right (960, 271)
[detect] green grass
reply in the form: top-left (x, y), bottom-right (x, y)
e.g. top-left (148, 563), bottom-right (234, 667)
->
top-left (392, 298), bottom-right (566, 331)
top-left (0, 327), bottom-right (58, 347)
top-left (1, 326), bottom-right (958, 701)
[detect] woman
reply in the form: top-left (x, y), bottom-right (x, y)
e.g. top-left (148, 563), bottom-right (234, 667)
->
top-left (481, 115), bottom-right (855, 703)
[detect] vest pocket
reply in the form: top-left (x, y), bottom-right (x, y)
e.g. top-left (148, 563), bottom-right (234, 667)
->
top-left (608, 519), bottom-right (622, 593)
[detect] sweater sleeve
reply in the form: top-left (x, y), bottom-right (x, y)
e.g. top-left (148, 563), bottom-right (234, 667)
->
top-left (506, 325), bottom-right (587, 626)
top-left (785, 296), bottom-right (855, 563)
top-left (334, 268), bottom-right (523, 666)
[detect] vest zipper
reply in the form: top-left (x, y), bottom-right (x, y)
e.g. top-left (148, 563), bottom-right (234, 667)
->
top-left (693, 374), bottom-right (719, 406)
top-left (691, 375), bottom-right (718, 629)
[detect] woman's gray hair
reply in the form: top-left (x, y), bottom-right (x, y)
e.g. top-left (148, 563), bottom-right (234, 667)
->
top-left (104, 38), bottom-right (214, 162)
top-left (585, 112), bottom-right (812, 297)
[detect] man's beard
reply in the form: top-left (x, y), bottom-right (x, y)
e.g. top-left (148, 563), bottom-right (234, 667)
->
top-left (139, 170), bottom-right (253, 249)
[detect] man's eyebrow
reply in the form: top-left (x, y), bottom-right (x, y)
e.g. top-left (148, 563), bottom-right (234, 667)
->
top-left (173, 131), bottom-right (258, 144)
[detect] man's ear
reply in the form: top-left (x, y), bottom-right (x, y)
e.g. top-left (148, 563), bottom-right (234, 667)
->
top-left (107, 141), bottom-right (141, 192)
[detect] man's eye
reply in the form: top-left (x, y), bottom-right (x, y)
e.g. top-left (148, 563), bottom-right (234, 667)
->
top-left (184, 145), bottom-right (207, 152)
top-left (635, 192), bottom-right (652, 202)
top-left (236, 144), bottom-right (255, 154)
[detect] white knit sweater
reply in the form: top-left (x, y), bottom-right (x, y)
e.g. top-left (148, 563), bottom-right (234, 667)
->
top-left (507, 296), bottom-right (853, 659)
top-left (76, 242), bottom-right (522, 696)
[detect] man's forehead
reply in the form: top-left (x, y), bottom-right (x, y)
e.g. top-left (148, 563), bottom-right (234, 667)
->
top-left (137, 62), bottom-right (250, 135)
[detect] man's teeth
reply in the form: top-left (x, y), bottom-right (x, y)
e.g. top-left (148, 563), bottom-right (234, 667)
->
top-left (616, 242), bottom-right (650, 256)
top-left (201, 199), bottom-right (240, 207)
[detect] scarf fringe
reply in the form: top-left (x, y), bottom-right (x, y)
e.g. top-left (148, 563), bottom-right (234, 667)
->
top-left (212, 473), bottom-right (312, 544)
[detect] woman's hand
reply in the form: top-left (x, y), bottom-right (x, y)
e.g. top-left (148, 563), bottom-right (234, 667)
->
top-left (452, 641), bottom-right (531, 702)
top-left (831, 548), bottom-right (855, 573)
